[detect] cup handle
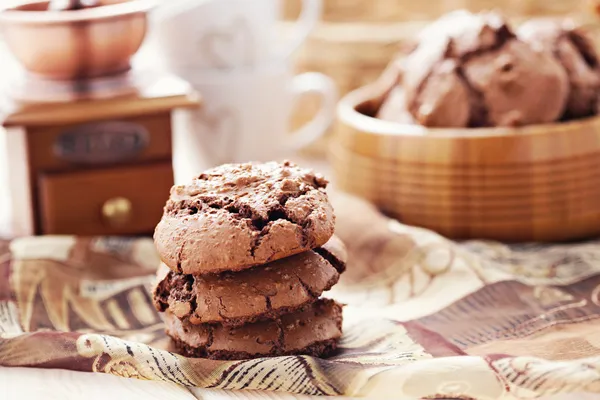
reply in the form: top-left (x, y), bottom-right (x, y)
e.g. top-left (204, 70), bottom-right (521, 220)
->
top-left (287, 72), bottom-right (338, 151)
top-left (280, 0), bottom-right (322, 58)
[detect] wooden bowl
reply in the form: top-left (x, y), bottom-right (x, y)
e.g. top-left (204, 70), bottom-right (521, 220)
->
top-left (334, 82), bottom-right (600, 242)
top-left (330, 143), bottom-right (600, 202)
top-left (0, 0), bottom-right (154, 80)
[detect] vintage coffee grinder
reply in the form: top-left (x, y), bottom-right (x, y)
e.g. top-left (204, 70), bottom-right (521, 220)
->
top-left (0, 0), bottom-right (200, 237)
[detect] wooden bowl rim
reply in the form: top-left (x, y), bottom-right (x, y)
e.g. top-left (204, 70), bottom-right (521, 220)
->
top-left (330, 141), bottom-right (600, 171)
top-left (0, 0), bottom-right (156, 24)
top-left (337, 82), bottom-right (600, 139)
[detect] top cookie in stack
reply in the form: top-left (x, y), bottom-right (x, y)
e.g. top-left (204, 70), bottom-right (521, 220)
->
top-left (152, 161), bottom-right (346, 360)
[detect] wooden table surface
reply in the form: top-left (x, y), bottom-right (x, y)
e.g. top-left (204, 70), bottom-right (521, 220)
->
top-left (0, 366), bottom-right (198, 400)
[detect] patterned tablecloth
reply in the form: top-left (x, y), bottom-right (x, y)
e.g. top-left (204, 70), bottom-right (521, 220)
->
top-left (1, 192), bottom-right (600, 399)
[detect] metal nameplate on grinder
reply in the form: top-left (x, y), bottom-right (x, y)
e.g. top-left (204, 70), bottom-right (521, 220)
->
top-left (54, 121), bottom-right (150, 164)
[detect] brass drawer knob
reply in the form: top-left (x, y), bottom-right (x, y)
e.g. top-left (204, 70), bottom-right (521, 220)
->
top-left (102, 197), bottom-right (132, 227)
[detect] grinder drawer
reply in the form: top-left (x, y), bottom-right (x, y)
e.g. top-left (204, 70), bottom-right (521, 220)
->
top-left (38, 162), bottom-right (173, 235)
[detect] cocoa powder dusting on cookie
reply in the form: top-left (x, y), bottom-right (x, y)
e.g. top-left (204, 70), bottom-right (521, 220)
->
top-left (164, 299), bottom-right (343, 360)
top-left (154, 161), bottom-right (335, 275)
top-left (152, 236), bottom-right (347, 327)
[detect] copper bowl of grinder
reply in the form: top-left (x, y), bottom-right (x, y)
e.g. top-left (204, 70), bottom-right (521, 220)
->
top-left (0, 0), bottom-right (156, 80)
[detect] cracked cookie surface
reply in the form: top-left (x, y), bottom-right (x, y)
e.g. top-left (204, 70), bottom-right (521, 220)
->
top-left (164, 298), bottom-right (343, 360)
top-left (153, 236), bottom-right (347, 327)
top-left (154, 161), bottom-right (335, 275)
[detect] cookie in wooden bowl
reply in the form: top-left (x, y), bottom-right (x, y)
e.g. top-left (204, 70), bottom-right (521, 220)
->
top-left (334, 10), bottom-right (600, 242)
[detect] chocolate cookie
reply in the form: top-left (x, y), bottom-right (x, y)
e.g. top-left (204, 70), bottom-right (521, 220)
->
top-left (153, 236), bottom-right (347, 327)
top-left (164, 299), bottom-right (343, 360)
top-left (154, 161), bottom-right (335, 275)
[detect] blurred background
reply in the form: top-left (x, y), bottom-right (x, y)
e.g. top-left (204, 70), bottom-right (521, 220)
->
top-left (0, 0), bottom-right (599, 242)
top-left (4, 3), bottom-right (600, 398)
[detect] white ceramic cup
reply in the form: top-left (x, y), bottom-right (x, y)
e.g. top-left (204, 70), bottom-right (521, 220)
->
top-left (150, 0), bottom-right (321, 70)
top-left (172, 64), bottom-right (337, 183)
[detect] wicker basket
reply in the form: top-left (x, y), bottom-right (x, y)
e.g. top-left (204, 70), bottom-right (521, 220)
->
top-left (284, 0), bottom-right (590, 23)
top-left (292, 21), bottom-right (422, 156)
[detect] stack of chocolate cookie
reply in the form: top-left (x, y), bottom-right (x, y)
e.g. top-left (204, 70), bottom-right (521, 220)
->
top-left (152, 161), bottom-right (346, 360)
